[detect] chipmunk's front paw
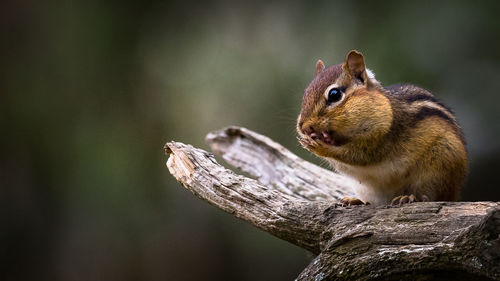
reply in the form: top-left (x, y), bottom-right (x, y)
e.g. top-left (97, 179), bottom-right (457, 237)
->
top-left (391, 194), bottom-right (417, 206)
top-left (340, 197), bottom-right (368, 206)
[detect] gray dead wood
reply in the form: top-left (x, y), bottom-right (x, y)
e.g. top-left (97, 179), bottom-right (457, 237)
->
top-left (206, 126), bottom-right (356, 201)
top-left (164, 126), bottom-right (500, 281)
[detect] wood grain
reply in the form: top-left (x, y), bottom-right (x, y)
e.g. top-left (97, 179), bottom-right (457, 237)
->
top-left (164, 127), bottom-right (500, 280)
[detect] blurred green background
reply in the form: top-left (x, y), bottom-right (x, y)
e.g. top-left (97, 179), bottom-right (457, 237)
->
top-left (2, 0), bottom-right (500, 280)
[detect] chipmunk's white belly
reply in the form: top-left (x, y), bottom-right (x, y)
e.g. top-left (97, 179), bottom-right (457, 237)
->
top-left (328, 157), bottom-right (410, 205)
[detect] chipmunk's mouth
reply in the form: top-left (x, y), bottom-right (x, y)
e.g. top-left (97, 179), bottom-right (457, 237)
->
top-left (310, 131), bottom-right (337, 146)
top-left (298, 130), bottom-right (349, 148)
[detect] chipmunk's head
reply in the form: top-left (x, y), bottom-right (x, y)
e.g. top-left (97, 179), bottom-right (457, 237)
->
top-left (297, 50), bottom-right (393, 160)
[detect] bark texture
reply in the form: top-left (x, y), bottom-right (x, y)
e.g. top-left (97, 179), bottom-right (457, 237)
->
top-left (164, 126), bottom-right (500, 281)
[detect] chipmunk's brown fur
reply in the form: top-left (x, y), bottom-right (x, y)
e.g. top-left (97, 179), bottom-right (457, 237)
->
top-left (297, 50), bottom-right (467, 205)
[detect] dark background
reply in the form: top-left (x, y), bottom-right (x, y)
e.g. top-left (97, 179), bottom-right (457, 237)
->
top-left (2, 0), bottom-right (500, 280)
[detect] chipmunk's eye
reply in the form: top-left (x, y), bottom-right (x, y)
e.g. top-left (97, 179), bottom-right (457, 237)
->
top-left (327, 88), bottom-right (343, 104)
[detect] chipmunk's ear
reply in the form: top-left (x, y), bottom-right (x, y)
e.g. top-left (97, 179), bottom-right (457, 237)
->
top-left (343, 50), bottom-right (368, 83)
top-left (316, 59), bottom-right (325, 75)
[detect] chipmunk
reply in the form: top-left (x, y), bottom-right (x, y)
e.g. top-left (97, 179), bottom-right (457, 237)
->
top-left (296, 50), bottom-right (468, 206)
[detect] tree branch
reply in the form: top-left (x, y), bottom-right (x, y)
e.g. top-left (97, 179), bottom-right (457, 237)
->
top-left (206, 126), bottom-right (356, 201)
top-left (164, 127), bottom-right (500, 281)
top-left (165, 142), bottom-right (326, 253)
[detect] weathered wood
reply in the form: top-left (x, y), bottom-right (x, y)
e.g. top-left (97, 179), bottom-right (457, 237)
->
top-left (297, 202), bottom-right (500, 281)
top-left (164, 127), bottom-right (500, 281)
top-left (206, 126), bottom-right (356, 201)
top-left (166, 142), bottom-right (325, 253)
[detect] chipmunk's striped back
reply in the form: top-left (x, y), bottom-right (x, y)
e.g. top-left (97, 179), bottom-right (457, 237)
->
top-left (384, 84), bottom-right (466, 146)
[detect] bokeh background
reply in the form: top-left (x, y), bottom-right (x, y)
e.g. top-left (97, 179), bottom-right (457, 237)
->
top-left (2, 0), bottom-right (500, 280)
